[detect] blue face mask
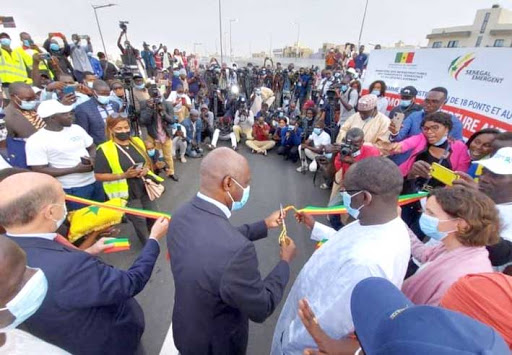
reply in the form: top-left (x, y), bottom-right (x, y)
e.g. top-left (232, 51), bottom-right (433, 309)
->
top-left (313, 128), bottom-right (322, 135)
top-left (419, 213), bottom-right (457, 241)
top-left (96, 95), bottom-right (110, 105)
top-left (342, 190), bottom-right (366, 219)
top-left (400, 99), bottom-right (412, 108)
top-left (15, 96), bottom-right (38, 111)
top-left (433, 135), bottom-right (448, 146)
top-left (173, 71), bottom-right (180, 77)
top-left (341, 85), bottom-right (349, 92)
top-left (228, 178), bottom-right (250, 211)
top-left (0, 268), bottom-right (48, 332)
top-left (0, 38), bottom-right (11, 47)
top-left (50, 43), bottom-right (60, 52)
top-left (147, 149), bottom-right (156, 157)
top-left (371, 90), bottom-right (381, 97)
top-left (22, 39), bottom-right (31, 47)
top-left (134, 83), bottom-right (145, 90)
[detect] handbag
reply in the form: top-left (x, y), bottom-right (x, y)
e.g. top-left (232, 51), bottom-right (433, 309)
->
top-left (115, 143), bottom-right (165, 201)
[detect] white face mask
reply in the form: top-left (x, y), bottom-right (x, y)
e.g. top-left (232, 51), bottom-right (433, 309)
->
top-left (50, 203), bottom-right (68, 230)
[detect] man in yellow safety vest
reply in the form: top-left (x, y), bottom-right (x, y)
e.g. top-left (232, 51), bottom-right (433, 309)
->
top-left (0, 33), bottom-right (31, 95)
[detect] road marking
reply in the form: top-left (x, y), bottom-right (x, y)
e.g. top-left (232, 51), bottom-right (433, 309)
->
top-left (159, 322), bottom-right (179, 355)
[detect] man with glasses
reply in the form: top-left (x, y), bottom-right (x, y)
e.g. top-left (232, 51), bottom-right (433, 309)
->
top-left (271, 157), bottom-right (411, 354)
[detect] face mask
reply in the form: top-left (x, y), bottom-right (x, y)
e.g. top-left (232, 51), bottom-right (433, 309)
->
top-left (313, 128), bottom-right (322, 135)
top-left (87, 81), bottom-right (94, 88)
top-left (419, 213), bottom-right (457, 241)
top-left (114, 131), bottom-right (131, 141)
top-left (400, 99), bottom-right (412, 108)
top-left (342, 190), bottom-right (365, 219)
top-left (227, 178), bottom-right (250, 211)
top-left (50, 203), bottom-right (67, 229)
top-left (0, 38), bottom-right (11, 47)
top-left (0, 268), bottom-right (48, 332)
top-left (135, 83), bottom-right (145, 90)
top-left (173, 71), bottom-right (180, 77)
top-left (50, 43), bottom-right (60, 51)
top-left (147, 149), bottom-right (156, 157)
top-left (433, 135), bottom-right (448, 146)
top-left (87, 52), bottom-right (93, 57)
top-left (16, 97), bottom-right (38, 111)
top-left (371, 90), bottom-right (381, 97)
top-left (96, 95), bottom-right (110, 105)
top-left (22, 39), bottom-right (31, 47)
top-left (341, 85), bottom-right (348, 92)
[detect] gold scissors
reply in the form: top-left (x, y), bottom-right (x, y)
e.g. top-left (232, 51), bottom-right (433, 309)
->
top-left (279, 203), bottom-right (287, 245)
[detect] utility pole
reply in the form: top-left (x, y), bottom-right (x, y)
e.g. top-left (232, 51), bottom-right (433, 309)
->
top-left (358, 0), bottom-right (369, 48)
top-left (218, 0), bottom-right (224, 63)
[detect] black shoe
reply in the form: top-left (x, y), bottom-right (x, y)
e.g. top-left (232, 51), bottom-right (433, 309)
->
top-left (168, 174), bottom-right (179, 182)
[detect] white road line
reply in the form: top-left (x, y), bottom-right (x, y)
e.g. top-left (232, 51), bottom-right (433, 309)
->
top-left (159, 322), bottom-right (179, 355)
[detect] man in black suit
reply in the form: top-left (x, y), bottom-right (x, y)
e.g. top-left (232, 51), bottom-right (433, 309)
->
top-left (0, 172), bottom-right (169, 355)
top-left (167, 147), bottom-right (297, 354)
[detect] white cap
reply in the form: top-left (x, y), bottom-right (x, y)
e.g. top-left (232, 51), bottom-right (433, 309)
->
top-left (37, 100), bottom-right (73, 119)
top-left (476, 147), bottom-right (512, 175)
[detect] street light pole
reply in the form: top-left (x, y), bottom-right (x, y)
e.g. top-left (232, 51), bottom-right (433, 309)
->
top-left (218, 0), bottom-right (224, 63)
top-left (193, 42), bottom-right (202, 55)
top-left (229, 18), bottom-right (238, 61)
top-left (357, 0), bottom-right (369, 48)
top-left (92, 3), bottom-right (117, 59)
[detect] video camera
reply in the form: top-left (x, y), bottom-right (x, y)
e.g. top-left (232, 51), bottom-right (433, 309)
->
top-left (119, 21), bottom-right (129, 31)
top-left (339, 139), bottom-right (359, 157)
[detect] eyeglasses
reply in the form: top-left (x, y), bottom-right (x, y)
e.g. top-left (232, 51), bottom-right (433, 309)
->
top-left (421, 125), bottom-right (442, 133)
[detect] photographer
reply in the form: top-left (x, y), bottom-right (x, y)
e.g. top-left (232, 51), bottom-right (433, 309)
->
top-left (171, 124), bottom-right (188, 163)
top-left (70, 34), bottom-right (94, 83)
top-left (297, 121), bottom-right (331, 173)
top-left (337, 75), bottom-right (360, 125)
top-left (167, 84), bottom-right (192, 123)
top-left (139, 85), bottom-right (179, 181)
top-left (132, 74), bottom-right (150, 115)
top-left (182, 109), bottom-right (203, 158)
top-left (233, 101), bottom-right (254, 143)
top-left (278, 119), bottom-right (302, 163)
top-left (117, 26), bottom-right (137, 66)
top-left (199, 104), bottom-right (214, 144)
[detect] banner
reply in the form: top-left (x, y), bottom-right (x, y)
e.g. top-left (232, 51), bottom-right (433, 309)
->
top-left (363, 48), bottom-right (512, 138)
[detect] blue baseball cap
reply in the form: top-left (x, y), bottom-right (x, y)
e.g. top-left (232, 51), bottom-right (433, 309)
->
top-left (351, 277), bottom-right (509, 355)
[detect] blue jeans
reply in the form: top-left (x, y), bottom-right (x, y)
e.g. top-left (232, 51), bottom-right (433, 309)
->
top-left (64, 181), bottom-right (105, 211)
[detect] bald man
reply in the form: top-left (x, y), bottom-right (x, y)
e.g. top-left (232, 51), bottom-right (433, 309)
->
top-left (167, 147), bottom-right (296, 354)
top-left (74, 79), bottom-right (120, 145)
top-left (0, 172), bottom-right (169, 355)
top-left (0, 236), bottom-right (69, 354)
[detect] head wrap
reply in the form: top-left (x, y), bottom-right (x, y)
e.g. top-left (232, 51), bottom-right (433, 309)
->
top-left (357, 94), bottom-right (378, 111)
top-left (440, 272), bottom-right (512, 349)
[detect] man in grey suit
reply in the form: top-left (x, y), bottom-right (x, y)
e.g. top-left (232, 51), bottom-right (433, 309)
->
top-left (167, 147), bottom-right (297, 354)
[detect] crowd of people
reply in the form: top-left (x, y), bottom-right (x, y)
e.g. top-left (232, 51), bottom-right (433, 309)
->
top-left (0, 26), bottom-right (512, 355)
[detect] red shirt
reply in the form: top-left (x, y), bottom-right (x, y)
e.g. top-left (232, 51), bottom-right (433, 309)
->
top-left (334, 144), bottom-right (381, 174)
top-left (253, 123), bottom-right (271, 141)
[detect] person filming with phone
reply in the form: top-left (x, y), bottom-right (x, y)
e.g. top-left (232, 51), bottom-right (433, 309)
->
top-left (24, 100), bottom-right (104, 211)
top-left (94, 115), bottom-right (164, 245)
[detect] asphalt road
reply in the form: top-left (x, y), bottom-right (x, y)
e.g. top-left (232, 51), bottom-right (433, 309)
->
top-left (100, 141), bottom-right (331, 355)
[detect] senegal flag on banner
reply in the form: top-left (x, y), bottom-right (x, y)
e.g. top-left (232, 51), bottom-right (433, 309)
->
top-left (395, 52), bottom-right (415, 64)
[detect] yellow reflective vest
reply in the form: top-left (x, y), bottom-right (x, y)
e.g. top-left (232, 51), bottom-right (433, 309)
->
top-left (13, 47), bottom-right (54, 81)
top-left (0, 47), bottom-right (30, 84)
top-left (97, 137), bottom-right (164, 200)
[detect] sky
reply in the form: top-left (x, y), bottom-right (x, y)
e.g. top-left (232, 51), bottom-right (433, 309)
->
top-left (2, 0), bottom-right (512, 60)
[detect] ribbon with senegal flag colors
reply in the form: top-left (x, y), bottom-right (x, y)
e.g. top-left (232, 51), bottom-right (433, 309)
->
top-left (65, 191), bottom-right (428, 222)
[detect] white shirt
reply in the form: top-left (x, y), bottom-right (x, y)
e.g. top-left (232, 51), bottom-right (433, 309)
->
top-left (25, 125), bottom-right (95, 189)
top-left (271, 218), bottom-right (411, 354)
top-left (497, 203), bottom-right (512, 242)
top-left (0, 329), bottom-right (70, 355)
top-left (339, 89), bottom-right (359, 123)
top-left (234, 110), bottom-right (255, 131)
top-left (166, 91), bottom-right (191, 111)
top-left (376, 96), bottom-right (389, 115)
top-left (0, 154), bottom-right (11, 169)
top-left (196, 192), bottom-right (231, 218)
top-left (308, 131), bottom-right (331, 147)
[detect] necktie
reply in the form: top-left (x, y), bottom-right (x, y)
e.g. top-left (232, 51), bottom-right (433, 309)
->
top-left (54, 234), bottom-right (79, 250)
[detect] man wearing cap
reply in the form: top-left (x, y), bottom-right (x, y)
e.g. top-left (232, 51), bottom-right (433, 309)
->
top-left (199, 104), bottom-right (215, 144)
top-left (336, 94), bottom-right (390, 149)
top-left (25, 100), bottom-right (103, 210)
top-left (454, 146), bottom-right (512, 269)
top-left (297, 277), bottom-right (509, 354)
top-left (272, 157), bottom-right (411, 354)
top-left (388, 86), bottom-right (422, 129)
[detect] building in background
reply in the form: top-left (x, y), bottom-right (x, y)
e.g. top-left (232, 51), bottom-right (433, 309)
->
top-left (271, 42), bottom-right (313, 58)
top-left (426, 4), bottom-right (512, 48)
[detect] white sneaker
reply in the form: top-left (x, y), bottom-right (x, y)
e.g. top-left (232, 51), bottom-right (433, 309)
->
top-left (296, 165), bottom-right (307, 172)
top-left (180, 157), bottom-right (187, 163)
top-left (263, 149), bottom-right (268, 156)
